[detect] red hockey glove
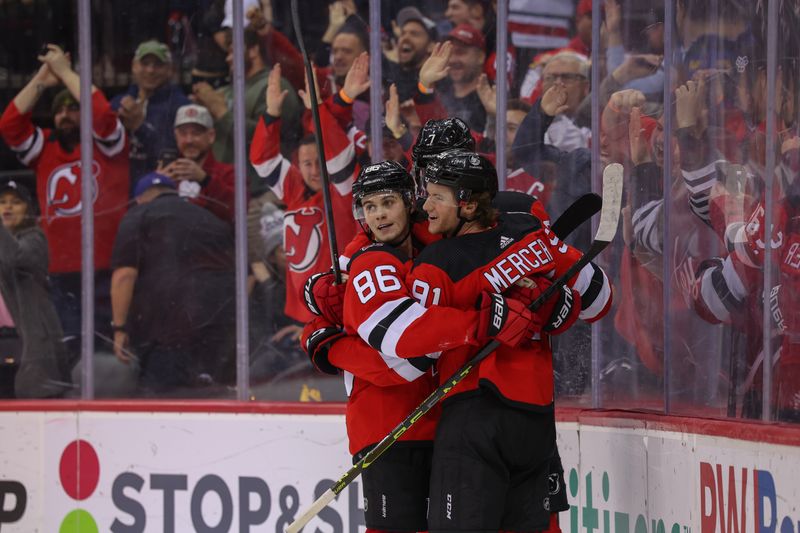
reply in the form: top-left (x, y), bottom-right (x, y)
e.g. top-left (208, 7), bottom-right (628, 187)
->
top-left (476, 292), bottom-right (538, 347)
top-left (506, 278), bottom-right (581, 335)
top-left (301, 317), bottom-right (346, 375)
top-left (303, 271), bottom-right (346, 325)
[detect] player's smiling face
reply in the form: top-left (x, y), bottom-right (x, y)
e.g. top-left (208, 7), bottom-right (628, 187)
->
top-left (423, 182), bottom-right (460, 235)
top-left (362, 191), bottom-right (410, 243)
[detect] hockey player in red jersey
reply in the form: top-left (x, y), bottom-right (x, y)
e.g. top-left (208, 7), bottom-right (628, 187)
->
top-left (302, 160), bottom-right (545, 532)
top-left (306, 120), bottom-right (575, 531)
top-left (355, 150), bottom-right (612, 532)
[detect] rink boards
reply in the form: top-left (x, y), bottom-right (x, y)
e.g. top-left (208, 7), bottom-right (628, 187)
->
top-left (0, 403), bottom-right (798, 532)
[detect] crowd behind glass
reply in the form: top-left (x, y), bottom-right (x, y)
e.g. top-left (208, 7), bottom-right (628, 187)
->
top-left (0, 0), bottom-right (797, 424)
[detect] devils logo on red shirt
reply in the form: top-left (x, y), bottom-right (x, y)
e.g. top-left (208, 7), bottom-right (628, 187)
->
top-left (45, 160), bottom-right (100, 217)
top-left (285, 207), bottom-right (324, 273)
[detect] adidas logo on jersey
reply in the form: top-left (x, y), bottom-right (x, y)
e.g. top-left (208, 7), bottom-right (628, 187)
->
top-left (500, 236), bottom-right (514, 249)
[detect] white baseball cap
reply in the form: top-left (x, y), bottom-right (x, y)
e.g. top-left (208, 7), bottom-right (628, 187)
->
top-left (174, 104), bottom-right (214, 129)
top-left (221, 0), bottom-right (261, 28)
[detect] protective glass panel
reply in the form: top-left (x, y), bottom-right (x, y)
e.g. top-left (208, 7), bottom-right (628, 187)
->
top-left (505, 0), bottom-right (594, 404)
top-left (577, 0), bottom-right (665, 410)
top-left (766, 2), bottom-right (799, 423)
top-left (90, 2), bottom-right (239, 399)
top-left (0, 4), bottom-right (85, 399)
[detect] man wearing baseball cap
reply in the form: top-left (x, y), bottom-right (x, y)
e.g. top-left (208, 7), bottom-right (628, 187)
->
top-left (111, 39), bottom-right (190, 184)
top-left (110, 169), bottom-right (236, 397)
top-left (437, 24), bottom-right (488, 132)
top-left (385, 7), bottom-right (437, 101)
top-left (0, 178), bottom-right (69, 399)
top-left (154, 104), bottom-right (235, 223)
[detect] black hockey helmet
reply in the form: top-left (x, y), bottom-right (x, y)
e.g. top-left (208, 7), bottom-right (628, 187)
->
top-left (411, 118), bottom-right (475, 168)
top-left (352, 160), bottom-right (416, 220)
top-left (423, 149), bottom-right (498, 202)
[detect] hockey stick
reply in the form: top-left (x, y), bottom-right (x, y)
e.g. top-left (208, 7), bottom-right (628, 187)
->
top-left (290, 0), bottom-right (342, 282)
top-left (550, 192), bottom-right (602, 240)
top-left (285, 163), bottom-right (622, 533)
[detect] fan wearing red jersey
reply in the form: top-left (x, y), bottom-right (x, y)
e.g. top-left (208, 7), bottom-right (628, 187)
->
top-left (301, 161), bottom-right (542, 533)
top-left (250, 66), bottom-right (361, 322)
top-left (0, 44), bottom-right (129, 355)
top-left (354, 150), bottom-right (611, 533)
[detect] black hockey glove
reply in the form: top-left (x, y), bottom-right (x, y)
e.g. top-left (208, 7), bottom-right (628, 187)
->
top-left (301, 317), bottom-right (346, 375)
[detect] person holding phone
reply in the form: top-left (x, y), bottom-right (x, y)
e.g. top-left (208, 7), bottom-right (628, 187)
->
top-left (155, 104), bottom-right (236, 223)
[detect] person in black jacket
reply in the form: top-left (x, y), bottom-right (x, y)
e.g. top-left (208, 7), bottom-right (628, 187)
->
top-left (0, 179), bottom-right (68, 398)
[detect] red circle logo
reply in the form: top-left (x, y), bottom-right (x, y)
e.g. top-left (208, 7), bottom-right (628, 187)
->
top-left (59, 440), bottom-right (100, 500)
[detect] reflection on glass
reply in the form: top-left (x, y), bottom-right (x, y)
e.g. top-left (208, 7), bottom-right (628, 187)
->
top-left (0, 0), bottom-right (795, 422)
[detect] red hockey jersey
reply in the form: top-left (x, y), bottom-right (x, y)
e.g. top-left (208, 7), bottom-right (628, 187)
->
top-left (506, 167), bottom-right (554, 207)
top-left (250, 104), bottom-right (359, 321)
top-left (0, 91), bottom-right (129, 272)
top-left (403, 212), bottom-right (612, 408)
top-left (338, 242), bottom-right (494, 453)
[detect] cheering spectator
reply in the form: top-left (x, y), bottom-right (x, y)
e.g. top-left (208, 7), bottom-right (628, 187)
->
top-left (520, 0), bottom-right (593, 101)
top-left (540, 52), bottom-right (591, 151)
top-left (321, 19), bottom-right (370, 130)
top-left (157, 104), bottom-right (236, 223)
top-left (0, 44), bottom-right (129, 357)
top-left (416, 27), bottom-right (488, 132)
top-left (110, 173), bottom-right (236, 396)
top-left (443, 0), bottom-right (495, 49)
top-left (246, 3), bottom-right (305, 91)
top-left (250, 65), bottom-right (360, 322)
top-left (385, 7), bottom-right (437, 101)
top-left (0, 179), bottom-right (68, 398)
top-left (111, 40), bottom-right (190, 184)
top-left (192, 26), bottom-right (302, 196)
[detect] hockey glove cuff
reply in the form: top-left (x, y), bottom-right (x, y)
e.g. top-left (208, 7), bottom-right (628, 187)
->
top-left (303, 271), bottom-right (346, 325)
top-left (301, 317), bottom-right (346, 375)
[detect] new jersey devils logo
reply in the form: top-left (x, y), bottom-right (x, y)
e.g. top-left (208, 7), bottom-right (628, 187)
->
top-left (46, 160), bottom-right (100, 217)
top-left (285, 207), bottom-right (324, 273)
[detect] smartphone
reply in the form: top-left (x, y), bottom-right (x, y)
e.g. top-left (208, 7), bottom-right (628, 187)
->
top-left (158, 148), bottom-right (179, 167)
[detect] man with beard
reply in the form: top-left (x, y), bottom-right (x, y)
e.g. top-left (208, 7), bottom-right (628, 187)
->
top-left (111, 40), bottom-right (190, 184)
top-left (385, 7), bottom-right (437, 101)
top-left (192, 26), bottom-right (301, 196)
top-left (157, 104), bottom-right (235, 223)
top-left (0, 44), bottom-right (129, 360)
top-left (417, 25), bottom-right (488, 132)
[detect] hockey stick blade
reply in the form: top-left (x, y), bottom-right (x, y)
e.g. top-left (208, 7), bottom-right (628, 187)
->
top-left (550, 192), bottom-right (602, 240)
top-left (285, 164), bottom-right (623, 533)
